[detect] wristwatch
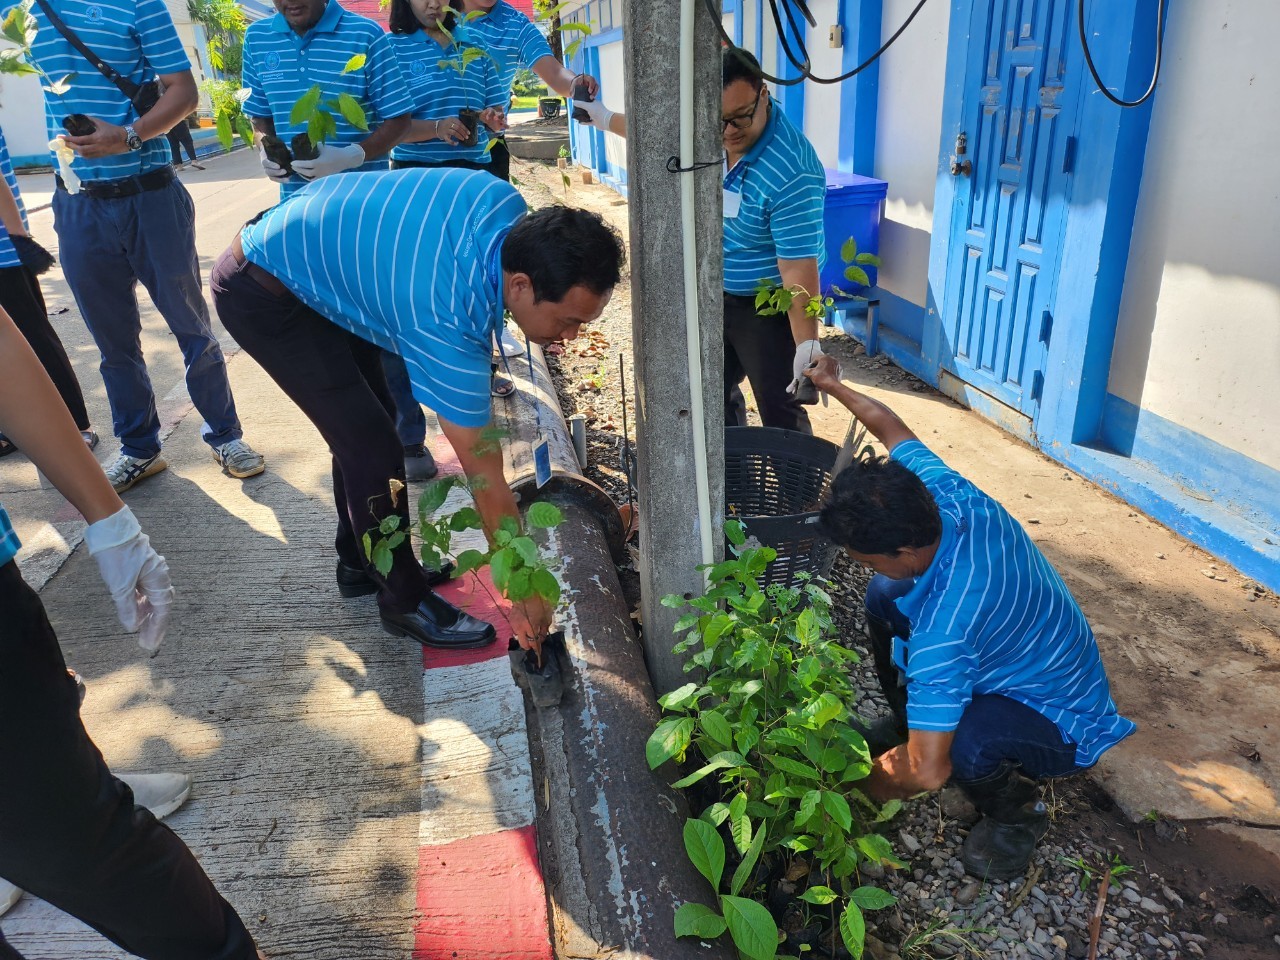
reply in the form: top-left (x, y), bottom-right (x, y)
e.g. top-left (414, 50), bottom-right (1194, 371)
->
top-left (124, 124), bottom-right (143, 151)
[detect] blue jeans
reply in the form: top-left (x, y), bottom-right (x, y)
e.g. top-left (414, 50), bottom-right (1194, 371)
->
top-left (380, 350), bottom-right (426, 447)
top-left (863, 573), bottom-right (1087, 784)
top-left (53, 179), bottom-right (242, 459)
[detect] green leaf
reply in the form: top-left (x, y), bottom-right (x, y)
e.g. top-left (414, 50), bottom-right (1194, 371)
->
top-left (453, 548), bottom-right (486, 576)
top-left (839, 902), bottom-right (866, 959)
top-left (842, 265), bottom-right (871, 287)
top-left (673, 902), bottom-right (727, 939)
top-left (43, 72), bottom-right (76, 95)
top-left (0, 49), bottom-right (38, 77)
top-left (855, 252), bottom-right (882, 266)
top-left (215, 109), bottom-right (233, 150)
top-left (724, 519), bottom-right (747, 546)
top-left (417, 477), bottom-right (457, 515)
top-left (840, 236), bottom-right (857, 263)
top-left (822, 792), bottom-right (853, 832)
top-left (765, 755), bottom-right (821, 781)
top-left (682, 818), bottom-right (725, 891)
top-left (527, 500), bottom-right (563, 528)
top-left (670, 752), bottom-right (746, 790)
top-left (489, 547), bottom-right (514, 591)
top-left (361, 531), bottom-right (373, 561)
top-left (336, 92), bottom-right (368, 131)
top-left (798, 885), bottom-right (838, 906)
top-left (849, 886), bottom-right (897, 911)
top-left (290, 84), bottom-right (322, 127)
top-left (855, 833), bottom-right (897, 865)
top-left (371, 540), bottom-right (393, 577)
top-left (729, 823), bottom-right (767, 897)
top-left (796, 788), bottom-right (821, 826)
top-left (874, 798), bottom-right (902, 823)
top-left (559, 20), bottom-right (592, 33)
top-left (734, 724), bottom-right (761, 755)
top-left (443, 506), bottom-right (479, 533)
top-left (699, 710), bottom-right (733, 750)
top-left (658, 682), bottom-right (699, 710)
top-left (342, 53), bottom-right (367, 74)
top-left (505, 566), bottom-right (531, 600)
top-left (721, 895), bottom-right (779, 960)
top-left (379, 514), bottom-right (402, 535)
top-left (530, 566), bottom-right (561, 606)
top-left (801, 692), bottom-right (844, 729)
top-left (564, 37), bottom-right (584, 59)
top-left (510, 535), bottom-right (540, 566)
top-left (729, 801), bottom-right (752, 855)
top-left (235, 114), bottom-right (256, 147)
top-left (702, 801), bottom-right (730, 826)
top-left (646, 716), bottom-right (694, 769)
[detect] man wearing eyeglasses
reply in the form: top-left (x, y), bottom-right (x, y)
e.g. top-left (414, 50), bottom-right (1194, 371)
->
top-left (720, 46), bottom-right (827, 434)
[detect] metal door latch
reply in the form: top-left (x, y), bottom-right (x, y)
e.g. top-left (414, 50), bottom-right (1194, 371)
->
top-left (950, 132), bottom-right (972, 177)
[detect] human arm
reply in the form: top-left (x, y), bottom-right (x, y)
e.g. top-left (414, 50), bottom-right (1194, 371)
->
top-left (573, 97), bottom-right (626, 137)
top-left (437, 416), bottom-right (554, 651)
top-left (64, 70), bottom-right (198, 158)
top-left (402, 117), bottom-right (469, 145)
top-left (530, 55), bottom-right (596, 99)
top-left (863, 730), bottom-right (954, 802)
top-left (776, 256), bottom-right (821, 347)
top-left (804, 355), bottom-right (918, 450)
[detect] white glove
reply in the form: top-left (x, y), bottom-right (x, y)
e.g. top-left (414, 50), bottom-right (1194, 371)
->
top-left (292, 142), bottom-right (366, 181)
top-left (574, 98), bottom-right (614, 132)
top-left (259, 144), bottom-right (291, 183)
top-left (787, 339), bottom-right (825, 395)
top-left (85, 506), bottom-right (175, 656)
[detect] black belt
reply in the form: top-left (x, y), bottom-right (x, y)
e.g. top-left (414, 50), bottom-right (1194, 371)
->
top-left (230, 234), bottom-right (290, 298)
top-left (56, 165), bottom-right (174, 199)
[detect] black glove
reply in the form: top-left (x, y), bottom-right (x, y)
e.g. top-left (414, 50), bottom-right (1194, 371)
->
top-left (11, 235), bottom-right (56, 276)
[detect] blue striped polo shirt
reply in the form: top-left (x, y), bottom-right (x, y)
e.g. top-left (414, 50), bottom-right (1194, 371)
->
top-left (389, 30), bottom-right (505, 166)
top-left (241, 1), bottom-right (415, 198)
top-left (10, 0), bottom-right (189, 183)
top-left (0, 127), bottom-right (29, 269)
top-left (455, 1), bottom-right (552, 100)
top-left (889, 440), bottom-right (1136, 767)
top-left (0, 504), bottom-right (18, 568)
top-left (723, 98), bottom-right (827, 296)
top-left (240, 168), bottom-right (527, 427)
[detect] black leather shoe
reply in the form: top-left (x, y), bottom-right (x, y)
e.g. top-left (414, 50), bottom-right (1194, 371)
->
top-left (380, 592), bottom-right (496, 649)
top-left (336, 560), bottom-right (455, 598)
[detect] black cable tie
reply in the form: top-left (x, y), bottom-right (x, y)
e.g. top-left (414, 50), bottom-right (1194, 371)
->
top-left (667, 155), bottom-right (721, 174)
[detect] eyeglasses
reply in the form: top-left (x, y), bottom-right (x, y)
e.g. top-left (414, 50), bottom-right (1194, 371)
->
top-left (722, 87), bottom-right (765, 132)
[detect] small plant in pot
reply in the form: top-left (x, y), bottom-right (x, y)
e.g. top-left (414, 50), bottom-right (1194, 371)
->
top-left (437, 42), bottom-right (497, 148)
top-left (260, 53), bottom-right (369, 174)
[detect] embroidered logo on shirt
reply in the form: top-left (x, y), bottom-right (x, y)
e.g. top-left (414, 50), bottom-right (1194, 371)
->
top-left (264, 51), bottom-right (283, 71)
top-left (411, 59), bottom-right (428, 77)
top-left (86, 5), bottom-right (103, 22)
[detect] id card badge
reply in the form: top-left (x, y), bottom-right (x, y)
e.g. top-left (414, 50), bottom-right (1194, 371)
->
top-left (533, 434), bottom-right (552, 488)
top-left (723, 188), bottom-right (742, 219)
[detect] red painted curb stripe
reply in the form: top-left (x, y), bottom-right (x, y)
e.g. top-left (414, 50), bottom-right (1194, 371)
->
top-left (426, 569), bottom-right (513, 669)
top-left (413, 825), bottom-right (552, 960)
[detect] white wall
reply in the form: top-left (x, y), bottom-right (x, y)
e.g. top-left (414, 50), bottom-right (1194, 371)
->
top-left (1108, 2), bottom-right (1280, 471)
top-left (870, 0), bottom-right (949, 309)
top-left (0, 39), bottom-right (52, 165)
top-left (598, 38), bottom-right (627, 177)
top-left (802, 0), bottom-right (844, 170)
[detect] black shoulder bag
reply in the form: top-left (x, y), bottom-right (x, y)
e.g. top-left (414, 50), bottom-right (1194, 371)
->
top-left (32, 0), bottom-right (162, 117)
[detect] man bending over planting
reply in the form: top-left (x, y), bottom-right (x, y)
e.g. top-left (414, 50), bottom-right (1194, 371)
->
top-left (211, 169), bottom-right (625, 652)
top-left (803, 355), bottom-right (1135, 882)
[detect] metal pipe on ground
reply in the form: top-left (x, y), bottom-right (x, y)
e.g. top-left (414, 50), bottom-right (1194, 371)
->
top-left (496, 341), bottom-right (731, 958)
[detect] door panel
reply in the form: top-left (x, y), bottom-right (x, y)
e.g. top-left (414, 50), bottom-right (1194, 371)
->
top-left (938, 0), bottom-right (1077, 418)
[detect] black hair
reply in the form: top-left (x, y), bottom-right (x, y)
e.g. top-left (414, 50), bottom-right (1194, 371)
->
top-left (722, 46), bottom-right (764, 91)
top-left (389, 0), bottom-right (457, 34)
top-left (817, 456), bottom-right (942, 555)
top-left (501, 205), bottom-right (626, 303)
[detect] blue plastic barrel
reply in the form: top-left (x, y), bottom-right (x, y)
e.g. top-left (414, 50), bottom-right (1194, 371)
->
top-left (820, 170), bottom-right (887, 300)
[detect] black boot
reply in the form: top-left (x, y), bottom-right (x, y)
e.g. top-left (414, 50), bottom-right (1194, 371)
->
top-left (853, 614), bottom-right (909, 757)
top-left (958, 762), bottom-right (1049, 881)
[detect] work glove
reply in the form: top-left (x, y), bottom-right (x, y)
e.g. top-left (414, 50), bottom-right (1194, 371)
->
top-left (85, 505), bottom-right (175, 656)
top-left (259, 143), bottom-right (291, 183)
top-left (11, 235), bottom-right (56, 276)
top-left (787, 339), bottom-right (826, 395)
top-left (573, 98), bottom-right (614, 132)
top-left (292, 142), bottom-right (366, 181)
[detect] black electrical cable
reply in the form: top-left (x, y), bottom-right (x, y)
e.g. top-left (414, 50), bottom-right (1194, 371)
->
top-left (701, 0), bottom-right (931, 87)
top-left (1078, 0), bottom-right (1165, 107)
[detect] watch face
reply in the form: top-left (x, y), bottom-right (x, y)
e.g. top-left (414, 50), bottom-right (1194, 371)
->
top-left (126, 128), bottom-right (142, 150)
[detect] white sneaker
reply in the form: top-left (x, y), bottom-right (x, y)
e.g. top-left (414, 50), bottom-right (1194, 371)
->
top-left (0, 773), bottom-right (189, 916)
top-left (498, 327), bottom-right (523, 358)
top-left (212, 438), bottom-right (266, 479)
top-left (105, 452), bottom-right (168, 493)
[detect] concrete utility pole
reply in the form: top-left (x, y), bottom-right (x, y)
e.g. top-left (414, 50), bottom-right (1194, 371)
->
top-left (624, 0), bottom-right (725, 696)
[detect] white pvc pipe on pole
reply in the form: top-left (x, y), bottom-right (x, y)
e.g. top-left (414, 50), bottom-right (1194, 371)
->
top-left (679, 0), bottom-right (716, 571)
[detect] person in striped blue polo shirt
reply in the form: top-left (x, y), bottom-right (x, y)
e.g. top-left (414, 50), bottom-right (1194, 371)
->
top-left (242, 0), bottom-right (414, 198)
top-left (721, 47), bottom-right (827, 436)
top-left (10, 0), bottom-right (266, 492)
top-left (806, 355), bottom-right (1136, 882)
top-left (210, 168), bottom-right (625, 653)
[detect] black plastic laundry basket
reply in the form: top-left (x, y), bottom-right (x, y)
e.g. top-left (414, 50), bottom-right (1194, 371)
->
top-left (725, 426), bottom-right (842, 590)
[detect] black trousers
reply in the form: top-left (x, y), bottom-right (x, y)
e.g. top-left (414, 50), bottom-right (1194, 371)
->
top-left (0, 265), bottom-right (90, 431)
top-left (166, 124), bottom-right (197, 166)
top-left (723, 292), bottom-right (811, 434)
top-left (210, 248), bottom-right (431, 614)
top-left (0, 562), bottom-right (257, 960)
top-left (487, 137), bottom-right (511, 182)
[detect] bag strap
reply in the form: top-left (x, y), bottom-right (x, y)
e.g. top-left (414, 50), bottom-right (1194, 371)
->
top-left (32, 0), bottom-right (141, 100)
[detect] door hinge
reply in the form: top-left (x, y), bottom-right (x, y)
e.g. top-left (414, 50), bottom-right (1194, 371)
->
top-left (1063, 136), bottom-right (1077, 174)
top-left (1031, 370), bottom-right (1045, 403)
top-left (1039, 309), bottom-right (1053, 344)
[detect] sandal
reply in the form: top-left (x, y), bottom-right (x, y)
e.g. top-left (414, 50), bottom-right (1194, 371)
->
top-left (0, 434), bottom-right (15, 458)
top-left (491, 374), bottom-right (516, 398)
top-left (81, 429), bottom-right (99, 450)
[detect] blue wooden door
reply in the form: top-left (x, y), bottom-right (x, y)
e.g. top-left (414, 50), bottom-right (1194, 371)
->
top-left (938, 0), bottom-right (1078, 417)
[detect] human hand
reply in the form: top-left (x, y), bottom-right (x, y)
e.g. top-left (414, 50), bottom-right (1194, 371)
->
top-left (787, 339), bottom-right (826, 395)
top-left (479, 107), bottom-right (507, 133)
top-left (64, 119), bottom-right (129, 158)
top-left (84, 506), bottom-right (175, 655)
top-left (571, 74), bottom-right (600, 99)
top-left (574, 98), bottom-right (614, 131)
top-left (508, 595), bottom-right (554, 654)
top-left (803, 353), bottom-right (844, 395)
top-left (434, 116), bottom-right (467, 145)
top-left (291, 141), bottom-right (366, 180)
top-left (259, 144), bottom-right (291, 182)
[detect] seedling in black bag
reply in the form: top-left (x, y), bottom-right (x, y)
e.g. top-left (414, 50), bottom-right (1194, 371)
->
top-left (259, 53), bottom-right (369, 173)
top-left (61, 113), bottom-right (96, 136)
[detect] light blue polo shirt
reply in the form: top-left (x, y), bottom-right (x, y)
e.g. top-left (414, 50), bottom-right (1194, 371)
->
top-left (455, 1), bottom-right (552, 100)
top-left (887, 440), bottom-right (1136, 767)
top-left (10, 0), bottom-right (189, 183)
top-left (0, 128), bottom-right (29, 269)
top-left (389, 30), bottom-right (505, 166)
top-left (241, 1), bottom-right (415, 198)
top-left (0, 504), bottom-right (18, 568)
top-left (723, 98), bottom-right (827, 296)
top-left (240, 168), bottom-right (527, 427)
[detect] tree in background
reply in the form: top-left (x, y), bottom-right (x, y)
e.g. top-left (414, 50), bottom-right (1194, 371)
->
top-left (187, 0), bottom-right (247, 79)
